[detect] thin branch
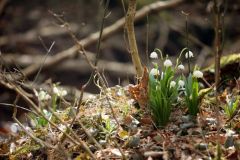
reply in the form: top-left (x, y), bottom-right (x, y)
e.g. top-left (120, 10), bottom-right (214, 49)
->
top-left (126, 0), bottom-right (143, 77)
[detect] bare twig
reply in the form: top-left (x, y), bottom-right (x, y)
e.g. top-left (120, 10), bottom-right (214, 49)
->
top-left (182, 11), bottom-right (191, 73)
top-left (213, 0), bottom-right (225, 159)
top-left (0, 24), bottom-right (79, 46)
top-left (213, 0), bottom-right (224, 91)
top-left (95, 0), bottom-right (110, 66)
top-left (32, 40), bottom-right (55, 85)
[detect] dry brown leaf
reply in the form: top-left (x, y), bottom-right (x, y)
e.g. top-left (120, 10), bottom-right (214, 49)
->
top-left (128, 67), bottom-right (149, 108)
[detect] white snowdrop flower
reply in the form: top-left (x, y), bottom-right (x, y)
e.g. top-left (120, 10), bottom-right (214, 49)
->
top-left (193, 70), bottom-right (203, 78)
top-left (10, 123), bottom-right (19, 133)
top-left (170, 81), bottom-right (176, 88)
top-left (178, 80), bottom-right (185, 87)
top-left (177, 64), bottom-right (185, 71)
top-left (150, 51), bottom-right (158, 59)
top-left (150, 68), bottom-right (159, 76)
top-left (53, 86), bottom-right (67, 97)
top-left (39, 91), bottom-right (51, 101)
top-left (34, 88), bottom-right (51, 101)
top-left (10, 142), bottom-right (16, 153)
top-left (61, 90), bottom-right (67, 96)
top-left (226, 129), bottom-right (235, 137)
top-left (163, 59), bottom-right (173, 67)
top-left (226, 94), bottom-right (231, 106)
top-left (53, 86), bottom-right (59, 94)
top-left (185, 50), bottom-right (194, 59)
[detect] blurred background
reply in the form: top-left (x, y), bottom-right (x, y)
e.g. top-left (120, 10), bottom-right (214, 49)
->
top-left (1, 0), bottom-right (240, 89)
top-left (0, 0), bottom-right (240, 125)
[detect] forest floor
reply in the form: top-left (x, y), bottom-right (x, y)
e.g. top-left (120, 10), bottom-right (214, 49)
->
top-left (0, 54), bottom-right (239, 160)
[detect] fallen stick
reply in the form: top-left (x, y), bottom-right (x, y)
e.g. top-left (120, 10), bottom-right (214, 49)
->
top-left (0, 24), bottom-right (79, 46)
top-left (20, 0), bottom-right (184, 78)
top-left (2, 53), bottom-right (135, 75)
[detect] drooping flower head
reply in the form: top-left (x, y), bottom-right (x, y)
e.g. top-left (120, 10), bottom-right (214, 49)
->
top-left (178, 80), bottom-right (185, 87)
top-left (193, 70), bottom-right (203, 78)
top-left (185, 50), bottom-right (194, 59)
top-left (150, 68), bottom-right (159, 76)
top-left (163, 59), bottom-right (173, 67)
top-left (150, 51), bottom-right (158, 59)
top-left (53, 86), bottom-right (67, 97)
top-left (170, 81), bottom-right (176, 88)
top-left (34, 88), bottom-right (51, 101)
top-left (177, 64), bottom-right (185, 71)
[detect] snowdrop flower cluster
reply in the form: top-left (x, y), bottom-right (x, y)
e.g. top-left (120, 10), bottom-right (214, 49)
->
top-left (185, 50), bottom-right (194, 59)
top-left (163, 59), bottom-right (173, 67)
top-left (34, 88), bottom-right (51, 101)
top-left (53, 86), bottom-right (67, 97)
top-left (150, 51), bottom-right (158, 59)
top-left (148, 51), bottom-right (178, 126)
top-left (148, 48), bottom-right (204, 125)
top-left (193, 70), bottom-right (203, 78)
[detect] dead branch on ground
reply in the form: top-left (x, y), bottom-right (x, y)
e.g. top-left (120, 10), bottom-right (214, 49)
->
top-left (0, 24), bottom-right (79, 46)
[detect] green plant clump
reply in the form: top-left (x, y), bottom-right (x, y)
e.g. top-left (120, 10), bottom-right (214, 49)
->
top-left (148, 48), bottom-right (204, 126)
top-left (148, 49), bottom-right (179, 127)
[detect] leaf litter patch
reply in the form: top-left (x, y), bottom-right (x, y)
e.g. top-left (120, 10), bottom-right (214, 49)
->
top-left (1, 78), bottom-right (240, 159)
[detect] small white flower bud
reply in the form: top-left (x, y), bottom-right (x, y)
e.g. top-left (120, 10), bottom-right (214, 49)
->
top-left (150, 51), bottom-right (158, 59)
top-left (34, 88), bottom-right (51, 101)
top-left (53, 86), bottom-right (68, 97)
top-left (185, 51), bottom-right (194, 59)
top-left (163, 59), bottom-right (172, 67)
top-left (170, 81), bottom-right (176, 88)
top-left (193, 70), bottom-right (203, 78)
top-left (53, 87), bottom-right (59, 94)
top-left (178, 80), bottom-right (185, 87)
top-left (177, 64), bottom-right (185, 71)
top-left (150, 68), bottom-right (159, 76)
